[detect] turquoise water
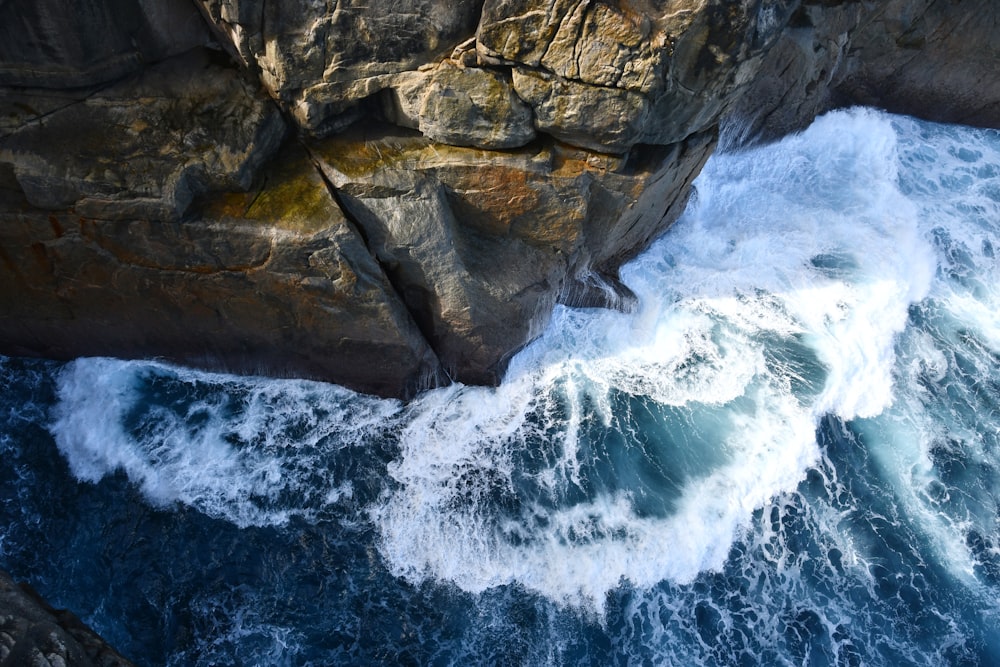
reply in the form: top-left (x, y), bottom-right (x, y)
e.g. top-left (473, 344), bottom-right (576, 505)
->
top-left (2, 108), bottom-right (1000, 664)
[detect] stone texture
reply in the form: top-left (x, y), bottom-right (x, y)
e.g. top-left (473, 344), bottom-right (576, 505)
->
top-left (384, 61), bottom-right (536, 149)
top-left (2, 0), bottom-right (1000, 401)
top-left (0, 0), bottom-right (210, 89)
top-left (833, 0), bottom-right (1000, 129)
top-left (193, 0), bottom-right (485, 135)
top-left (0, 570), bottom-right (134, 667)
top-left (0, 48), bottom-right (287, 222)
top-left (311, 120), bottom-right (714, 384)
top-left (0, 142), bottom-right (443, 398)
top-left (479, 0), bottom-right (801, 151)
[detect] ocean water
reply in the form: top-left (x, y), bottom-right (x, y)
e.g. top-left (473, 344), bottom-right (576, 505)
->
top-left (2, 108), bottom-right (1000, 665)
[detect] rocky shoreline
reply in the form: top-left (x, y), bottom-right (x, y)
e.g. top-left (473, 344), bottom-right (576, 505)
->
top-left (0, 569), bottom-right (133, 666)
top-left (2, 0), bottom-right (998, 398)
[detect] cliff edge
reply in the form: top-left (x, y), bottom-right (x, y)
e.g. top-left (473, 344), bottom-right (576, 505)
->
top-left (1, 0), bottom-right (998, 398)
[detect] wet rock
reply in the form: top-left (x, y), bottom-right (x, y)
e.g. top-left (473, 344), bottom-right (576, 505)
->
top-left (834, 0), bottom-right (1000, 129)
top-left (0, 142), bottom-right (443, 399)
top-left (311, 120), bottom-right (714, 384)
top-left (2, 0), bottom-right (1000, 398)
top-left (0, 570), bottom-right (134, 667)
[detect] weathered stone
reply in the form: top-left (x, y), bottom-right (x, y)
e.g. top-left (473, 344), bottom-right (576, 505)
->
top-left (477, 0), bottom-right (802, 152)
top-left (194, 0), bottom-right (484, 135)
top-left (0, 143), bottom-right (443, 398)
top-left (833, 0), bottom-right (1000, 129)
top-left (0, 570), bottom-right (134, 667)
top-left (511, 68), bottom-right (650, 153)
top-left (312, 121), bottom-right (714, 384)
top-left (0, 0), bottom-right (210, 89)
top-left (384, 62), bottom-right (536, 149)
top-left (3, 0), bottom-right (1000, 399)
top-left (0, 48), bottom-right (286, 222)
top-left (726, 1), bottom-right (866, 142)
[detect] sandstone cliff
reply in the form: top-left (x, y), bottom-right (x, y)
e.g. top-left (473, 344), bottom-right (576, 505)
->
top-left (1, 0), bottom-right (998, 398)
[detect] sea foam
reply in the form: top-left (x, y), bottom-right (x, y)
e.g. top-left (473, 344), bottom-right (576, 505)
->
top-left (47, 108), bottom-right (949, 612)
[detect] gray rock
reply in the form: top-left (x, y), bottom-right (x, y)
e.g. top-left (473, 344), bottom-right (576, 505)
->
top-left (0, 570), bottom-right (134, 667)
top-left (0, 139), bottom-right (443, 398)
top-left (194, 0), bottom-right (484, 135)
top-left (0, 0), bottom-right (211, 89)
top-left (834, 0), bottom-right (1000, 129)
top-left (312, 121), bottom-right (714, 385)
top-left (0, 48), bottom-right (286, 222)
top-left (384, 62), bottom-right (536, 149)
top-left (3, 0), bottom-right (1000, 399)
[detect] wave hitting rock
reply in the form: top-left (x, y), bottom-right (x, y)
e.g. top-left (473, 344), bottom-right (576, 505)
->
top-left (0, 0), bottom-right (999, 398)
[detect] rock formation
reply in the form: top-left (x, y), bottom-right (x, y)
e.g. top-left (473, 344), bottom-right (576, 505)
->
top-left (0, 569), bottom-right (134, 666)
top-left (2, 0), bottom-right (999, 398)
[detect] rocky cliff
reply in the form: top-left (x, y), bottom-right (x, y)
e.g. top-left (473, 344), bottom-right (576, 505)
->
top-left (1, 0), bottom-right (998, 398)
top-left (0, 569), bottom-right (134, 666)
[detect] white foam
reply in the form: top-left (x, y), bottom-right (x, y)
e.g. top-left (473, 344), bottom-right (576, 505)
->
top-left (849, 115), bottom-right (1000, 594)
top-left (50, 358), bottom-right (400, 527)
top-left (370, 108), bottom-right (940, 610)
top-left (48, 108), bottom-right (982, 614)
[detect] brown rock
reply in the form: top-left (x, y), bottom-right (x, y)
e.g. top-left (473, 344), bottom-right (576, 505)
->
top-left (194, 0), bottom-right (484, 135)
top-left (0, 48), bottom-right (287, 222)
top-left (0, 141), bottom-right (443, 398)
top-left (384, 61), bottom-right (536, 149)
top-left (311, 120), bottom-right (714, 384)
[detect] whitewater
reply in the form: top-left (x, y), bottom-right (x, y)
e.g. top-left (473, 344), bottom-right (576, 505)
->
top-left (2, 107), bottom-right (1000, 664)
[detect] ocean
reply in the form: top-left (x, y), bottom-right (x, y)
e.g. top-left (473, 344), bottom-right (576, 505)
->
top-left (2, 108), bottom-right (999, 665)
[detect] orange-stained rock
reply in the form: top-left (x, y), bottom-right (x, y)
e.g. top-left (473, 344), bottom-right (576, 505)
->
top-left (311, 121), bottom-right (715, 384)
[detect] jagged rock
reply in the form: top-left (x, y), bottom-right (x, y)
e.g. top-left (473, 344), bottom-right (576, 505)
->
top-left (193, 0), bottom-right (484, 135)
top-left (0, 0), bottom-right (210, 89)
top-left (511, 68), bottom-right (650, 153)
top-left (833, 0), bottom-right (1000, 129)
top-left (0, 48), bottom-right (286, 222)
top-left (383, 61), bottom-right (536, 149)
top-left (311, 120), bottom-right (714, 384)
top-left (479, 0), bottom-right (800, 152)
top-left (0, 141), bottom-right (443, 398)
top-left (2, 0), bottom-right (1000, 399)
top-left (0, 570), bottom-right (134, 667)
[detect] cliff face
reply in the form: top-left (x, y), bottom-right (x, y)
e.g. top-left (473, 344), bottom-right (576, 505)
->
top-left (1, 0), bottom-right (998, 398)
top-left (0, 569), bottom-right (134, 666)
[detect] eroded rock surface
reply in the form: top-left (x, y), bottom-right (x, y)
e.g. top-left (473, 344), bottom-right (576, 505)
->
top-left (312, 121), bottom-right (713, 383)
top-left (2, 0), bottom-right (1000, 400)
top-left (0, 570), bottom-right (134, 667)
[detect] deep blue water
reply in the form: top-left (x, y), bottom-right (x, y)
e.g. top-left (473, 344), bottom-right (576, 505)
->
top-left (3, 109), bottom-right (1000, 665)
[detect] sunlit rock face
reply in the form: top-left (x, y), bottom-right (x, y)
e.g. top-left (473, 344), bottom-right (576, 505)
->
top-left (1, 0), bottom-right (999, 398)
